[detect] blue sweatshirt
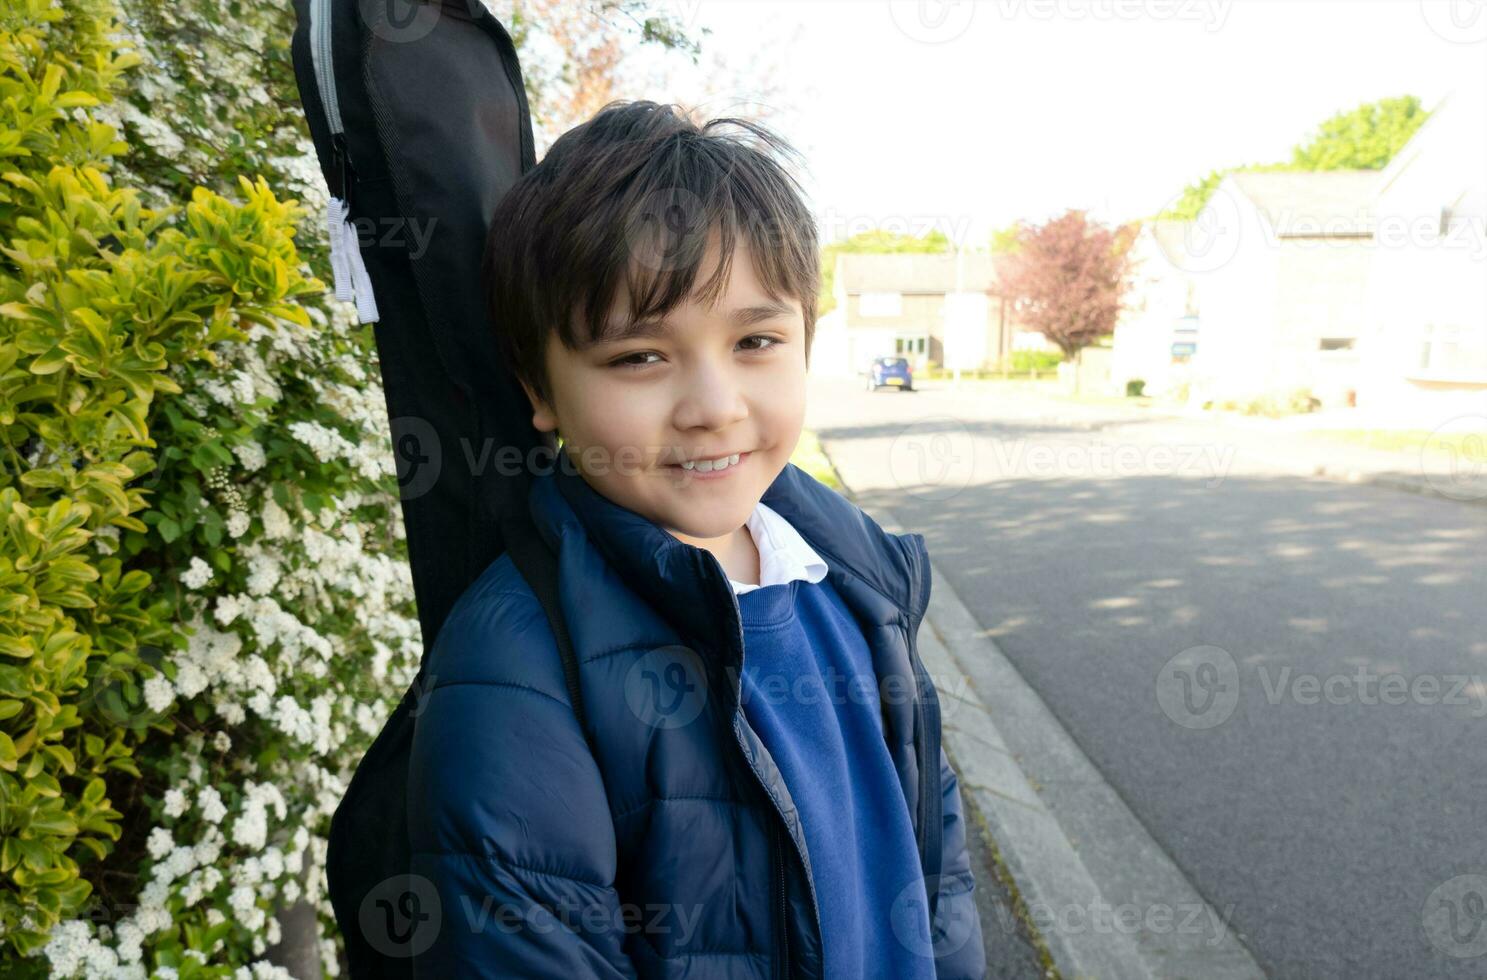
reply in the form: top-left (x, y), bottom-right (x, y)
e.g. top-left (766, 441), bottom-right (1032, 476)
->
top-left (736, 575), bottom-right (936, 979)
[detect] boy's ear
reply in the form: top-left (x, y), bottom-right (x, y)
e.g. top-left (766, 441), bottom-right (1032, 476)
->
top-left (519, 377), bottom-right (559, 434)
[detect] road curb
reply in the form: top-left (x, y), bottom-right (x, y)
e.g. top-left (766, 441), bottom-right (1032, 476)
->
top-left (870, 502), bottom-right (1268, 980)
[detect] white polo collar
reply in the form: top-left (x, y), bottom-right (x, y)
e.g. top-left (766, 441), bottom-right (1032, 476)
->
top-left (730, 500), bottom-right (830, 595)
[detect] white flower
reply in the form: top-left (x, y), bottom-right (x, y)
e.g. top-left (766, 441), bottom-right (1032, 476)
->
top-left (162, 789), bottom-right (190, 819)
top-left (193, 833), bottom-right (222, 867)
top-left (145, 827), bottom-right (174, 860)
top-left (197, 786), bottom-right (228, 824)
top-left (180, 556), bottom-right (215, 590)
top-left (213, 594), bottom-right (245, 626)
top-left (143, 675), bottom-right (175, 713)
top-left (163, 845), bottom-right (196, 881)
top-left (231, 800), bottom-right (268, 851)
top-left (232, 440), bottom-right (267, 472)
top-left (227, 510), bottom-right (252, 538)
top-left (263, 499), bottom-right (294, 544)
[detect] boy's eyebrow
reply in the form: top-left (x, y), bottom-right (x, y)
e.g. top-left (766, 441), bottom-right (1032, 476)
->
top-left (591, 301), bottom-right (796, 347)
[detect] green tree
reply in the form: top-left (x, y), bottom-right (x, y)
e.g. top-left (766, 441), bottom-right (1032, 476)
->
top-left (1157, 95), bottom-right (1430, 220)
top-left (1288, 94), bottom-right (1429, 170)
top-left (989, 222), bottom-right (1023, 255)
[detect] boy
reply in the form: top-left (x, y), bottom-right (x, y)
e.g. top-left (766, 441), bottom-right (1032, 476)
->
top-left (407, 100), bottom-right (985, 979)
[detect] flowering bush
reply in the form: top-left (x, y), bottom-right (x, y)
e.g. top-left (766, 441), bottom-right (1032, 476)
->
top-left (1, 0), bottom-right (420, 976)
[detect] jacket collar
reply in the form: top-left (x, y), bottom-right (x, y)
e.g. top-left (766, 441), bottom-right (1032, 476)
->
top-left (527, 445), bottom-right (926, 644)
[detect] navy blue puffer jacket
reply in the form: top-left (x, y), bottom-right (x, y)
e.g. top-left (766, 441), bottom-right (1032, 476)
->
top-left (407, 451), bottom-right (986, 979)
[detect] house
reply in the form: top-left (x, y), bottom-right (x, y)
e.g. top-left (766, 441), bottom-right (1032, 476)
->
top-left (1186, 170), bottom-right (1380, 409)
top-left (811, 251), bottom-right (1050, 377)
top-left (1358, 84), bottom-right (1487, 422)
top-left (1111, 220), bottom-right (1202, 398)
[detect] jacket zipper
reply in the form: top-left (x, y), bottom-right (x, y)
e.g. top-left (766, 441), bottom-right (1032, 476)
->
top-left (772, 820), bottom-right (790, 979)
top-left (902, 534), bottom-right (943, 922)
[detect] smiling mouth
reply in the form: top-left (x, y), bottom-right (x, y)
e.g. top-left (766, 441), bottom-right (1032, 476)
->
top-left (666, 451), bottom-right (749, 476)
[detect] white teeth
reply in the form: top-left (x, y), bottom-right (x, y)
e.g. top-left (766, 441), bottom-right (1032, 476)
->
top-left (680, 452), bottom-right (742, 472)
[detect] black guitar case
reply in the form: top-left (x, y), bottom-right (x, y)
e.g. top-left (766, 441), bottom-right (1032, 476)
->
top-left (288, 1), bottom-right (589, 973)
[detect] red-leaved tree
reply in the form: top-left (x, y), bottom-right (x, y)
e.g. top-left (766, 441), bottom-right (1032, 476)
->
top-left (997, 209), bottom-right (1138, 360)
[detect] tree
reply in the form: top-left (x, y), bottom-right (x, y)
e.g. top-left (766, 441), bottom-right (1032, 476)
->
top-left (498, 0), bottom-right (702, 151)
top-left (1289, 95), bottom-right (1429, 170)
top-left (1158, 95), bottom-right (1431, 220)
top-left (997, 210), bottom-right (1137, 360)
top-left (989, 222), bottom-right (1023, 255)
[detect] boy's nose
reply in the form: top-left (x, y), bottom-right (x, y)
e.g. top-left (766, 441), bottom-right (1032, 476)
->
top-left (673, 364), bottom-right (749, 431)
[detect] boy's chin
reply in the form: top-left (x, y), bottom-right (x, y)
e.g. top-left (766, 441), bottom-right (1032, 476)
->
top-left (652, 496), bottom-right (757, 544)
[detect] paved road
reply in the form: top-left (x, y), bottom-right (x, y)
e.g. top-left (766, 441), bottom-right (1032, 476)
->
top-left (808, 374), bottom-right (1487, 980)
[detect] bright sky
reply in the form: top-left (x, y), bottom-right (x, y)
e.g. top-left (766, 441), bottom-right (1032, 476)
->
top-left (631, 0), bottom-right (1487, 247)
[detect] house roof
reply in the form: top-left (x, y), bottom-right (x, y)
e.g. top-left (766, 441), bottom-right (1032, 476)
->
top-left (1373, 86), bottom-right (1487, 217)
top-left (835, 252), bottom-right (1006, 294)
top-left (1224, 170), bottom-right (1381, 236)
top-left (1147, 220), bottom-right (1197, 265)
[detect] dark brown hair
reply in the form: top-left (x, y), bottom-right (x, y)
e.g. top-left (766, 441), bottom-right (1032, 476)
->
top-left (482, 100), bottom-right (820, 405)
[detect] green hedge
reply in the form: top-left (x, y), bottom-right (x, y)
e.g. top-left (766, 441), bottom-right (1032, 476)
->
top-left (2, 1), bottom-right (420, 975)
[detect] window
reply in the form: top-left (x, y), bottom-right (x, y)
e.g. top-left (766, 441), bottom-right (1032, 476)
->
top-left (1418, 323), bottom-right (1487, 376)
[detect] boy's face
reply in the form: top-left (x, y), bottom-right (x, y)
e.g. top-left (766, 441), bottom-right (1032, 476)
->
top-left (521, 231), bottom-right (808, 549)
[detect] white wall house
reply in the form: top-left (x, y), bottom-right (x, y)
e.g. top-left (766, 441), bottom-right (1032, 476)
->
top-left (829, 252), bottom-right (1038, 375)
top-left (1358, 84), bottom-right (1487, 423)
top-left (1112, 221), bottom-right (1201, 398)
top-left (1186, 170), bottom-right (1379, 409)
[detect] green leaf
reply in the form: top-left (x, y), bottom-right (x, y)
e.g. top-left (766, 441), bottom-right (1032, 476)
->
top-left (29, 346), bottom-right (71, 375)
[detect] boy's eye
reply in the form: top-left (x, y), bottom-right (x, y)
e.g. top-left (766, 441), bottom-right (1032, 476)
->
top-left (738, 334), bottom-right (782, 353)
top-left (607, 335), bottom-right (782, 370)
top-left (610, 351), bottom-right (662, 369)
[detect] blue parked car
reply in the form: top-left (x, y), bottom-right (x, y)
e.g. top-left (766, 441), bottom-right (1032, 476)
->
top-left (865, 355), bottom-right (914, 391)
